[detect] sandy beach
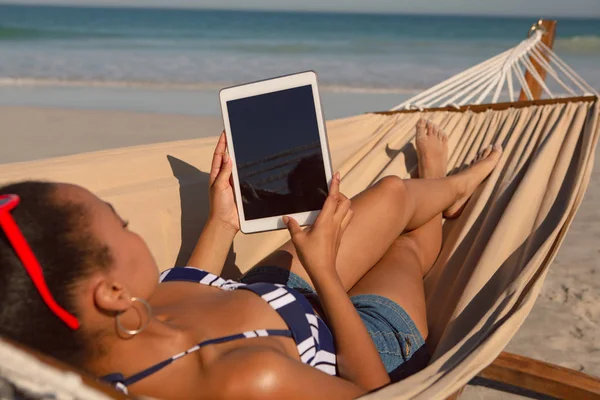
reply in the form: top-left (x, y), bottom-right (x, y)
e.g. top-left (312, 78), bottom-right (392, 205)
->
top-left (1, 104), bottom-right (598, 398)
top-left (0, 105), bottom-right (224, 163)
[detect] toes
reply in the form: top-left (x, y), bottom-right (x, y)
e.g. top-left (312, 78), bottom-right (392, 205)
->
top-left (442, 132), bottom-right (448, 143)
top-left (473, 146), bottom-right (489, 163)
top-left (475, 150), bottom-right (484, 163)
top-left (481, 145), bottom-right (493, 159)
top-left (429, 122), bottom-right (445, 141)
top-left (417, 119), bottom-right (426, 138)
top-left (426, 121), bottom-right (435, 136)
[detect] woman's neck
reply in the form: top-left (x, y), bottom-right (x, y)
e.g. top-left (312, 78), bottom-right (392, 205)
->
top-left (84, 313), bottom-right (186, 376)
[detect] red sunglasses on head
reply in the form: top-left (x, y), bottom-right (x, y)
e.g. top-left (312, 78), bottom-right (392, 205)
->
top-left (0, 194), bottom-right (80, 330)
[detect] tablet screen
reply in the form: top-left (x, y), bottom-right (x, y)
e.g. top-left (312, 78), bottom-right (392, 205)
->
top-left (226, 84), bottom-right (328, 221)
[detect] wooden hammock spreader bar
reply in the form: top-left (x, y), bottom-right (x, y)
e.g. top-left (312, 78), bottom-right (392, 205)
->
top-left (447, 352), bottom-right (600, 400)
top-left (374, 95), bottom-right (598, 116)
top-left (481, 351), bottom-right (600, 399)
top-left (519, 20), bottom-right (557, 101)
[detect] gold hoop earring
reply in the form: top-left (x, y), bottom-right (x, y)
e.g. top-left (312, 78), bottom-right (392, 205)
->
top-left (115, 297), bottom-right (153, 336)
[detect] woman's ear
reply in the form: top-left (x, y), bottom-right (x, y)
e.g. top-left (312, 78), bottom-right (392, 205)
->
top-left (93, 277), bottom-right (131, 314)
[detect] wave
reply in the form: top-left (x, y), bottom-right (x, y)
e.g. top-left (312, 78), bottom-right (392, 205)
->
top-left (0, 25), bottom-right (117, 41)
top-left (0, 77), bottom-right (422, 94)
top-left (555, 35), bottom-right (600, 54)
top-left (229, 43), bottom-right (328, 55)
top-left (0, 26), bottom-right (49, 40)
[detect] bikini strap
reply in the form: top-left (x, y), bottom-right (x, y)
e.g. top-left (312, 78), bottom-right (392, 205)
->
top-left (159, 267), bottom-right (243, 290)
top-left (101, 329), bottom-right (293, 393)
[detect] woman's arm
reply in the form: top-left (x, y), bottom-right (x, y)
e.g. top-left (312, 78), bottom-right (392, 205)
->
top-left (283, 173), bottom-right (390, 390)
top-left (309, 272), bottom-right (390, 389)
top-left (186, 132), bottom-right (240, 275)
top-left (186, 219), bottom-right (236, 274)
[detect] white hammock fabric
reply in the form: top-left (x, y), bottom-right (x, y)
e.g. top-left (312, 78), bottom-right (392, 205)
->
top-left (394, 25), bottom-right (599, 111)
top-left (0, 339), bottom-right (113, 400)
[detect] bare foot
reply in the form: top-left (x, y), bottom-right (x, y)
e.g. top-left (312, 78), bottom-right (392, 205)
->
top-left (444, 144), bottom-right (503, 219)
top-left (415, 119), bottom-right (448, 179)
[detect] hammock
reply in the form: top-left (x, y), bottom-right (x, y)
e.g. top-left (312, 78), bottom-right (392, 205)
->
top-left (394, 20), bottom-right (598, 110)
top-left (1, 21), bottom-right (599, 400)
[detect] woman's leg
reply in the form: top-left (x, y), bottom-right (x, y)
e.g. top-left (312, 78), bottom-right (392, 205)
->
top-left (348, 228), bottom-right (436, 339)
top-left (347, 120), bottom-right (450, 338)
top-left (254, 120), bottom-right (501, 291)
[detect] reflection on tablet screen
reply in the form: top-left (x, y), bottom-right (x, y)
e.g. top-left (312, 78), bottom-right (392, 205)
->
top-left (227, 85), bottom-right (328, 220)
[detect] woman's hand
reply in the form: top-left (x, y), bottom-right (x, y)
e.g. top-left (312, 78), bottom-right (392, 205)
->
top-left (283, 172), bottom-right (353, 279)
top-left (285, 174), bottom-right (389, 390)
top-left (208, 132), bottom-right (239, 233)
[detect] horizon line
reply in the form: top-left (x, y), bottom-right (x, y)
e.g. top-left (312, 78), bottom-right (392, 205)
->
top-left (0, 2), bottom-right (599, 20)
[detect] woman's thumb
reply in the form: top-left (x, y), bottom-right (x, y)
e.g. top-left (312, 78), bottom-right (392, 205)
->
top-left (283, 216), bottom-right (303, 238)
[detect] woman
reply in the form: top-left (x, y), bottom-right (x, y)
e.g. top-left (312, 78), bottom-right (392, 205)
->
top-left (0, 120), bottom-right (501, 399)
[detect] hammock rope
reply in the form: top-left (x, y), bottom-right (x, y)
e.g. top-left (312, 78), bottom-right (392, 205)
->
top-left (394, 27), bottom-right (599, 110)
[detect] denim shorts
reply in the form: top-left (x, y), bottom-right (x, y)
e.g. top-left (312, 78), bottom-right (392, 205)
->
top-left (240, 266), bottom-right (429, 381)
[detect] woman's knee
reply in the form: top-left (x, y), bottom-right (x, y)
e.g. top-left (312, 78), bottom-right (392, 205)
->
top-left (374, 176), bottom-right (408, 203)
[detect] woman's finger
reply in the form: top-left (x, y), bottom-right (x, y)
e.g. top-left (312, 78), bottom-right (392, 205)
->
top-left (317, 172), bottom-right (341, 220)
top-left (334, 194), bottom-right (351, 223)
top-left (209, 132), bottom-right (228, 187)
top-left (340, 208), bottom-right (353, 234)
top-left (283, 216), bottom-right (304, 240)
top-left (214, 151), bottom-right (232, 187)
top-left (319, 191), bottom-right (339, 220)
top-left (328, 172), bottom-right (341, 197)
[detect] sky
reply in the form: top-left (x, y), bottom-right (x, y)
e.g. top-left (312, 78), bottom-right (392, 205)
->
top-left (1, 0), bottom-right (599, 18)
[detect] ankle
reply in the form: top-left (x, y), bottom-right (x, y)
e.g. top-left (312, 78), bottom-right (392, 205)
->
top-left (449, 175), bottom-right (468, 201)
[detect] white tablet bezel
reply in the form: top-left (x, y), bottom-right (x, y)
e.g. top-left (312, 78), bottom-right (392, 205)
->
top-left (219, 71), bottom-right (333, 234)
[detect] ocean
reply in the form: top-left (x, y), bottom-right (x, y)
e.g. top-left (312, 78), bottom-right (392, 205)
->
top-left (1, 4), bottom-right (600, 93)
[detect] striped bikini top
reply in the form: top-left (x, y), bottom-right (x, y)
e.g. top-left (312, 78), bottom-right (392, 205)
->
top-left (102, 267), bottom-right (337, 394)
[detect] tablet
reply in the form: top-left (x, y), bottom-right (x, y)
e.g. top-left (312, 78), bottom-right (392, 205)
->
top-left (219, 71), bottom-right (333, 234)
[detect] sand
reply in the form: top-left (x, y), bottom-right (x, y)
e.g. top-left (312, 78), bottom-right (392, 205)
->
top-left (463, 154), bottom-right (600, 399)
top-left (0, 106), bottom-right (224, 164)
top-left (0, 105), bottom-right (598, 398)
